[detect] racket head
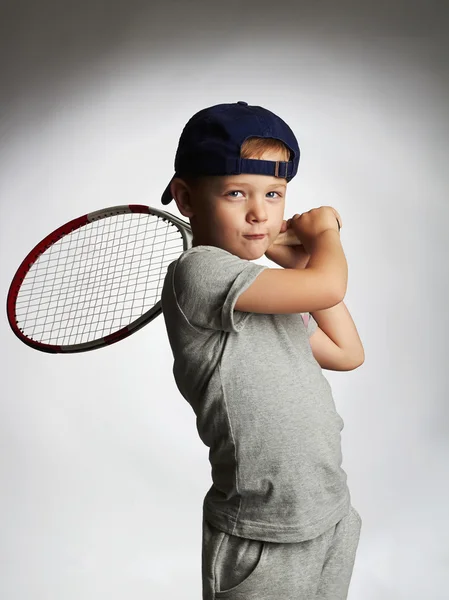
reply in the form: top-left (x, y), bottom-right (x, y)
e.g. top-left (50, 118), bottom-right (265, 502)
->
top-left (7, 205), bottom-right (192, 353)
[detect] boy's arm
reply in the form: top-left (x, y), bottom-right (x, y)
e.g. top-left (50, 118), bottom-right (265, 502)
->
top-left (265, 241), bottom-right (364, 369)
top-left (265, 231), bottom-right (363, 371)
top-left (309, 301), bottom-right (365, 371)
top-left (289, 233), bottom-right (364, 371)
top-left (283, 242), bottom-right (364, 371)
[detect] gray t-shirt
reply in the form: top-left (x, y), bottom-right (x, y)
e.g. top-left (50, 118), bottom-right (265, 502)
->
top-left (161, 245), bottom-right (350, 543)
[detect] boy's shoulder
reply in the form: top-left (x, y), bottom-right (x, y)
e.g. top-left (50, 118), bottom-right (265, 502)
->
top-left (163, 244), bottom-right (267, 329)
top-left (164, 245), bottom-right (249, 292)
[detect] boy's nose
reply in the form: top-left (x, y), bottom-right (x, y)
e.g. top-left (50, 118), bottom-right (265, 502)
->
top-left (247, 206), bottom-right (268, 221)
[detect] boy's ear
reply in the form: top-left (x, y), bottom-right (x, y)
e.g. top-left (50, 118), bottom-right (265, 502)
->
top-left (170, 178), bottom-right (195, 218)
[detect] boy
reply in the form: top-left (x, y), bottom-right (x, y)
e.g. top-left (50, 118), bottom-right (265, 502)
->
top-left (160, 101), bottom-right (363, 599)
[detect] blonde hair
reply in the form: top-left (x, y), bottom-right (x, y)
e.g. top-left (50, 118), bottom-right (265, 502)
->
top-left (240, 136), bottom-right (290, 161)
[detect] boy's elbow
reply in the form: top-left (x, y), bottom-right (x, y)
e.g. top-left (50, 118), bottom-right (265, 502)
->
top-left (350, 353), bottom-right (365, 370)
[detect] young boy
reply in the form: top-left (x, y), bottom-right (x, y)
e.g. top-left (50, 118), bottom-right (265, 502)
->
top-left (160, 101), bottom-right (363, 599)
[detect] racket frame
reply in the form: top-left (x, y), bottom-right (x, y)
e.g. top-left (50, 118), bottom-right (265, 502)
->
top-left (6, 205), bottom-right (193, 353)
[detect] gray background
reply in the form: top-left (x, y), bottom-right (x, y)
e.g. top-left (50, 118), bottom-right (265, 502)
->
top-left (1, 1), bottom-right (448, 598)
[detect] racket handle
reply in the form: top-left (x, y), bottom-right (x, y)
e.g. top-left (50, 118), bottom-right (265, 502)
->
top-left (273, 228), bottom-right (303, 246)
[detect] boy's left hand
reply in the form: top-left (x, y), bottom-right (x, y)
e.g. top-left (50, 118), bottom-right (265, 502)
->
top-left (265, 208), bottom-right (342, 270)
top-left (265, 218), bottom-right (311, 269)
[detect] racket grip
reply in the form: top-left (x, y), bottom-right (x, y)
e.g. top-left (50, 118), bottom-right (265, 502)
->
top-left (273, 228), bottom-right (303, 246)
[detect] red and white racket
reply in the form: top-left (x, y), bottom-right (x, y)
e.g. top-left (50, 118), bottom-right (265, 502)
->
top-left (6, 204), bottom-right (300, 353)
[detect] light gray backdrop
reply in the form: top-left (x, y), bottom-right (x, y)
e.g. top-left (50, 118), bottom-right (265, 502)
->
top-left (1, 1), bottom-right (448, 598)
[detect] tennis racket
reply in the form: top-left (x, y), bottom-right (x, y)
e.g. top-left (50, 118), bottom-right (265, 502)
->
top-left (6, 204), bottom-right (301, 353)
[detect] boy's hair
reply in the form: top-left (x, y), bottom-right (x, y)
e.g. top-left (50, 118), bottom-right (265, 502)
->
top-left (182, 137), bottom-right (291, 191)
top-left (241, 136), bottom-right (291, 162)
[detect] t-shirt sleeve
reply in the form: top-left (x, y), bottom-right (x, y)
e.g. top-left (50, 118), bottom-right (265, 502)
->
top-left (173, 247), bottom-right (268, 333)
top-left (301, 312), bottom-right (318, 337)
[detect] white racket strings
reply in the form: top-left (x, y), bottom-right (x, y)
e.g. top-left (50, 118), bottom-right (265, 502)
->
top-left (14, 214), bottom-right (184, 345)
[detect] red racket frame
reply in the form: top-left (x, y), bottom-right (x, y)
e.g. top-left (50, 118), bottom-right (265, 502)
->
top-left (6, 205), bottom-right (192, 353)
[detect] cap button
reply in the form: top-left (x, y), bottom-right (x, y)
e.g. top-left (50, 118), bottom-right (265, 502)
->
top-left (237, 101), bottom-right (248, 106)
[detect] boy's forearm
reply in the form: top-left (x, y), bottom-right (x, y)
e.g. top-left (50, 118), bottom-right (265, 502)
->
top-left (311, 300), bottom-right (365, 363)
top-left (305, 230), bottom-right (348, 300)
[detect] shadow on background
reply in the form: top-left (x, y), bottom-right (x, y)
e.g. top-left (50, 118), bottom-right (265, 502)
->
top-left (1, 0), bottom-right (448, 112)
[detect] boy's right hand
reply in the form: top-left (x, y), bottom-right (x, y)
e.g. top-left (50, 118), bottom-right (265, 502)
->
top-left (288, 206), bottom-right (341, 254)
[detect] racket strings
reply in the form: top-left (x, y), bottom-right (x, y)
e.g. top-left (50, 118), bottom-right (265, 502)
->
top-left (15, 213), bottom-right (184, 345)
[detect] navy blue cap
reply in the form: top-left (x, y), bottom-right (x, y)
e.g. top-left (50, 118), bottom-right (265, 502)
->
top-left (161, 101), bottom-right (300, 205)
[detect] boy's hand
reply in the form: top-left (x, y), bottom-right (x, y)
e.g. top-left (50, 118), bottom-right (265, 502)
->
top-left (265, 208), bottom-right (342, 270)
top-left (265, 218), bottom-right (311, 269)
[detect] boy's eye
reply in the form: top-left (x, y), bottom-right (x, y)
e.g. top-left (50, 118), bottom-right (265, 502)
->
top-left (226, 191), bottom-right (282, 199)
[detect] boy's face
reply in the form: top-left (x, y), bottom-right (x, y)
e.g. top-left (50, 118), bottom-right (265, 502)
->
top-left (172, 148), bottom-right (287, 261)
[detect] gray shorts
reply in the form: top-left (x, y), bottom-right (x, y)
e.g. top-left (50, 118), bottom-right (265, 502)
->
top-left (202, 505), bottom-right (362, 600)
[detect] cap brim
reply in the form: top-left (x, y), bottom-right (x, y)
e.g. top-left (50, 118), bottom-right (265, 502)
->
top-left (161, 175), bottom-right (175, 205)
